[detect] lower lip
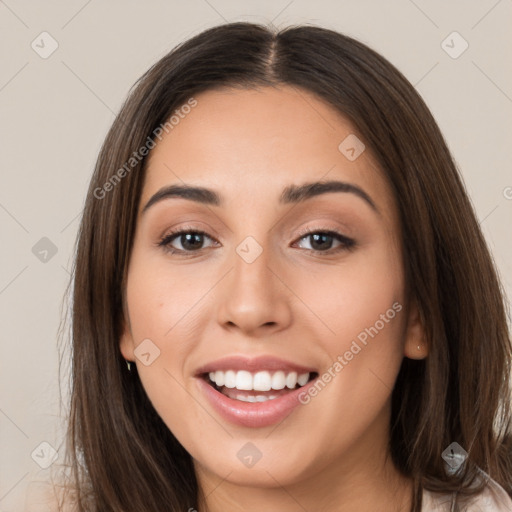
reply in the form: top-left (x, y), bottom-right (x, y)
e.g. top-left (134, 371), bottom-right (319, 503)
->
top-left (196, 376), bottom-right (318, 428)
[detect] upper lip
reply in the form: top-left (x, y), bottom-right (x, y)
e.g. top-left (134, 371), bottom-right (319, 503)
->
top-left (195, 355), bottom-right (317, 376)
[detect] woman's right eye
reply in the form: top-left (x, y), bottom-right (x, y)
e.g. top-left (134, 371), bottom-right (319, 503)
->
top-left (158, 229), bottom-right (218, 255)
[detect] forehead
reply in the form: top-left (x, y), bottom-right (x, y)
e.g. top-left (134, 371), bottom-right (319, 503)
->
top-left (142, 85), bottom-right (396, 223)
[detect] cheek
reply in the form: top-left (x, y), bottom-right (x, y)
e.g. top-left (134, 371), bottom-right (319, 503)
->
top-left (123, 250), bottom-right (219, 434)
top-left (295, 240), bottom-right (405, 348)
top-left (291, 240), bottom-right (406, 410)
top-left (124, 270), bottom-right (208, 447)
top-left (125, 249), bottom-right (213, 347)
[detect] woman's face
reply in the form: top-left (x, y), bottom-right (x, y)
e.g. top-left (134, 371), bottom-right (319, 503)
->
top-left (120, 85), bottom-right (425, 491)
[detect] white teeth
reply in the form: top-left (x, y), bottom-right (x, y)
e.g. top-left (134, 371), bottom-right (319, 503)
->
top-left (234, 393), bottom-right (279, 403)
top-left (237, 394), bottom-right (256, 403)
top-left (286, 371), bottom-right (298, 389)
top-left (235, 370), bottom-right (253, 390)
top-left (224, 370), bottom-right (236, 388)
top-left (214, 370), bottom-right (224, 386)
top-left (297, 373), bottom-right (309, 386)
top-left (253, 371), bottom-right (272, 391)
top-left (271, 371), bottom-right (286, 390)
top-left (208, 369), bottom-right (311, 391)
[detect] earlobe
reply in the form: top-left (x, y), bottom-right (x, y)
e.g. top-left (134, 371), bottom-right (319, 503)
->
top-left (403, 300), bottom-right (428, 360)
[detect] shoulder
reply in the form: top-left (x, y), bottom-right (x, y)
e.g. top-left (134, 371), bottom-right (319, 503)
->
top-left (422, 477), bottom-right (512, 512)
top-left (460, 477), bottom-right (512, 511)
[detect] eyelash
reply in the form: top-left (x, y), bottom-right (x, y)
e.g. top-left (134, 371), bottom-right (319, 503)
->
top-left (157, 225), bottom-right (356, 257)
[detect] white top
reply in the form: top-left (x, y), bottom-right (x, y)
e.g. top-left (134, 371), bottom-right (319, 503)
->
top-left (422, 477), bottom-right (512, 511)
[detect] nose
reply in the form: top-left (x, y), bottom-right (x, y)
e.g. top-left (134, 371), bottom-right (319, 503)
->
top-left (216, 240), bottom-right (293, 336)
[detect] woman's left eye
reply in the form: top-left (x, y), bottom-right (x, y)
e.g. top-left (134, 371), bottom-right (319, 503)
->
top-left (158, 228), bottom-right (355, 256)
top-left (293, 230), bottom-right (356, 254)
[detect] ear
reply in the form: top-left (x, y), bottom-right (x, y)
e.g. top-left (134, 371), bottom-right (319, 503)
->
top-left (119, 317), bottom-right (135, 362)
top-left (403, 300), bottom-right (428, 360)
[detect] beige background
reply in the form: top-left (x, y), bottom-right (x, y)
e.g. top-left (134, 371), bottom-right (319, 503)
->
top-left (1, 0), bottom-right (511, 508)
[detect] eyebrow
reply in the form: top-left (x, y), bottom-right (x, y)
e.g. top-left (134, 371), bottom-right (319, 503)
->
top-left (141, 180), bottom-right (379, 214)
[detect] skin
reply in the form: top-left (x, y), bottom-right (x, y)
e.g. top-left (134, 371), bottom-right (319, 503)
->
top-left (120, 85), bottom-right (427, 512)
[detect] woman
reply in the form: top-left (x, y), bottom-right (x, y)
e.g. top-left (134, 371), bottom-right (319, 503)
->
top-left (33, 22), bottom-right (512, 511)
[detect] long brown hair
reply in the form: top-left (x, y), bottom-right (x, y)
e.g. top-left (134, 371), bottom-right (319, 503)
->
top-left (58, 22), bottom-right (512, 511)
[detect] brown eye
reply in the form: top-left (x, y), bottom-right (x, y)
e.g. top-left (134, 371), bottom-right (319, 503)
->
top-left (158, 229), bottom-right (217, 254)
top-left (294, 230), bottom-right (355, 254)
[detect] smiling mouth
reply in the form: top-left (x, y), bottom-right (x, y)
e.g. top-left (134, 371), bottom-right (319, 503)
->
top-left (203, 370), bottom-right (318, 403)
